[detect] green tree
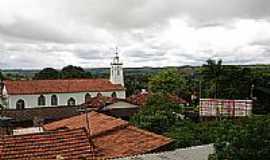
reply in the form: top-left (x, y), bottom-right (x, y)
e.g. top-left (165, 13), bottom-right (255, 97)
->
top-left (0, 70), bottom-right (4, 80)
top-left (149, 68), bottom-right (188, 96)
top-left (130, 93), bottom-right (179, 134)
top-left (34, 68), bottom-right (60, 80)
top-left (202, 59), bottom-right (223, 98)
top-left (61, 65), bottom-right (92, 79)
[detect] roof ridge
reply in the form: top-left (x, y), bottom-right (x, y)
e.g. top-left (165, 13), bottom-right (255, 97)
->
top-left (3, 127), bottom-right (86, 138)
top-left (91, 122), bottom-right (129, 138)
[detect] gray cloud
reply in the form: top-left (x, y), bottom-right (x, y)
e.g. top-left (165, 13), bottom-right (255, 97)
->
top-left (0, 0), bottom-right (270, 69)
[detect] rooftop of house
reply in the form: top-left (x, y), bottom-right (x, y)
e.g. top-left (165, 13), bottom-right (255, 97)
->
top-left (126, 92), bottom-right (188, 106)
top-left (0, 128), bottom-right (100, 160)
top-left (43, 111), bottom-right (172, 159)
top-left (82, 96), bottom-right (139, 110)
top-left (4, 79), bottom-right (125, 95)
top-left (1, 105), bottom-right (83, 123)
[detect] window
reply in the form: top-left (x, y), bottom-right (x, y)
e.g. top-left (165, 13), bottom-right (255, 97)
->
top-left (67, 97), bottom-right (76, 106)
top-left (38, 95), bottom-right (46, 106)
top-left (85, 93), bottom-right (91, 103)
top-left (111, 92), bottom-right (117, 98)
top-left (51, 95), bottom-right (58, 106)
top-left (16, 99), bottom-right (25, 110)
top-left (97, 92), bottom-right (102, 97)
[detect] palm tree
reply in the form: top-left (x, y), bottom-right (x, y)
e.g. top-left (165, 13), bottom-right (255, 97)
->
top-left (203, 59), bottom-right (223, 98)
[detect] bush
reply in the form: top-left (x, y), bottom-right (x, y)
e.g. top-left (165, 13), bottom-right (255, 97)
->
top-left (211, 115), bottom-right (270, 160)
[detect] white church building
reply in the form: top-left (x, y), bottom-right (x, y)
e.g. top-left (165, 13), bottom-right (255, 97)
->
top-left (0, 51), bottom-right (125, 109)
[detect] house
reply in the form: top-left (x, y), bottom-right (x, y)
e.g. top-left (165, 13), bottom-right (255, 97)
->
top-left (43, 111), bottom-right (172, 159)
top-left (0, 51), bottom-right (125, 109)
top-left (81, 96), bottom-right (140, 119)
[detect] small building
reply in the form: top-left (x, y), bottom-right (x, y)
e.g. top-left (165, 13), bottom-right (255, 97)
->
top-left (199, 98), bottom-right (253, 117)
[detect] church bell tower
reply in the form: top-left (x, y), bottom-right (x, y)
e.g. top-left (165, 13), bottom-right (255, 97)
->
top-left (110, 48), bottom-right (124, 86)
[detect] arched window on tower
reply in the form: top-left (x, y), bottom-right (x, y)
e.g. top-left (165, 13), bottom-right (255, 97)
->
top-left (85, 93), bottom-right (91, 103)
top-left (111, 92), bottom-right (117, 98)
top-left (51, 95), bottom-right (58, 106)
top-left (67, 97), bottom-right (76, 106)
top-left (16, 99), bottom-right (25, 110)
top-left (38, 95), bottom-right (46, 106)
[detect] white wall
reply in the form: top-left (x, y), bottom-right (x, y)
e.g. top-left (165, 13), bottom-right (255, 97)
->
top-left (7, 90), bottom-right (126, 109)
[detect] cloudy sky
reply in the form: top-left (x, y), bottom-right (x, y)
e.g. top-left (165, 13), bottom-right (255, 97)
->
top-left (0, 0), bottom-right (270, 69)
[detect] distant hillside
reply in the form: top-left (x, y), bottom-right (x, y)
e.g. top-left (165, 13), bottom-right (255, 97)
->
top-left (2, 64), bottom-right (270, 80)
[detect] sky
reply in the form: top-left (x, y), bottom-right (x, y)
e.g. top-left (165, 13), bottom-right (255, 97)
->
top-left (0, 0), bottom-right (270, 69)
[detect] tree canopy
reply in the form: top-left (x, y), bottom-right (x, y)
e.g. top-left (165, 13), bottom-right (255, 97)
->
top-left (149, 68), bottom-right (188, 96)
top-left (0, 70), bottom-right (4, 80)
top-left (34, 65), bottom-right (93, 80)
top-left (130, 93), bottom-right (180, 134)
top-left (34, 68), bottom-right (60, 80)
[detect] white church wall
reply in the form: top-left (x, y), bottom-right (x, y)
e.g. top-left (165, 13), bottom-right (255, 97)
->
top-left (7, 90), bottom-right (126, 109)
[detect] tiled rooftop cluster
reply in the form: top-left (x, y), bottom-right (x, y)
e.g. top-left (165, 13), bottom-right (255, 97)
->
top-left (0, 128), bottom-right (99, 160)
top-left (43, 112), bottom-right (172, 159)
top-left (0, 112), bottom-right (172, 159)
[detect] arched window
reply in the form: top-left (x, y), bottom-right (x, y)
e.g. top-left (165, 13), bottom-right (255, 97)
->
top-left (85, 93), bottom-right (91, 103)
top-left (38, 95), bottom-right (46, 106)
top-left (111, 92), bottom-right (117, 98)
top-left (67, 97), bottom-right (76, 106)
top-left (51, 95), bottom-right (58, 106)
top-left (97, 92), bottom-right (102, 97)
top-left (16, 99), bottom-right (25, 110)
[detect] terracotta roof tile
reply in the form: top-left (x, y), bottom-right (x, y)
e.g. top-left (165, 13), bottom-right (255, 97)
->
top-left (126, 92), bottom-right (149, 106)
top-left (127, 93), bottom-right (188, 106)
top-left (43, 112), bottom-right (172, 159)
top-left (0, 128), bottom-right (100, 160)
top-left (4, 79), bottom-right (124, 95)
top-left (81, 96), bottom-right (117, 109)
top-left (94, 126), bottom-right (172, 159)
top-left (43, 112), bottom-right (129, 136)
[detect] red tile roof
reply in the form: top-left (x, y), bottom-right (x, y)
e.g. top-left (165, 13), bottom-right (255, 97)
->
top-left (4, 79), bottom-right (125, 95)
top-left (43, 112), bottom-right (172, 159)
top-left (127, 92), bottom-right (188, 106)
top-left (93, 126), bottom-right (172, 159)
top-left (43, 112), bottom-right (129, 136)
top-left (126, 92), bottom-right (149, 106)
top-left (0, 128), bottom-right (99, 160)
top-left (81, 96), bottom-right (117, 109)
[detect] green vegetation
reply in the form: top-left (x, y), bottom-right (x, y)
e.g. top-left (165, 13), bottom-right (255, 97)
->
top-left (0, 70), bottom-right (4, 80)
top-left (149, 68), bottom-right (188, 96)
top-left (210, 115), bottom-right (270, 160)
top-left (130, 93), bottom-right (180, 134)
top-left (34, 68), bottom-right (60, 80)
top-left (33, 65), bottom-right (93, 80)
top-left (130, 93), bottom-right (270, 159)
top-left (130, 59), bottom-right (270, 159)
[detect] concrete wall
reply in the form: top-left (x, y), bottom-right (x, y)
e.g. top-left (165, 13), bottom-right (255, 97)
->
top-left (7, 90), bottom-right (126, 109)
